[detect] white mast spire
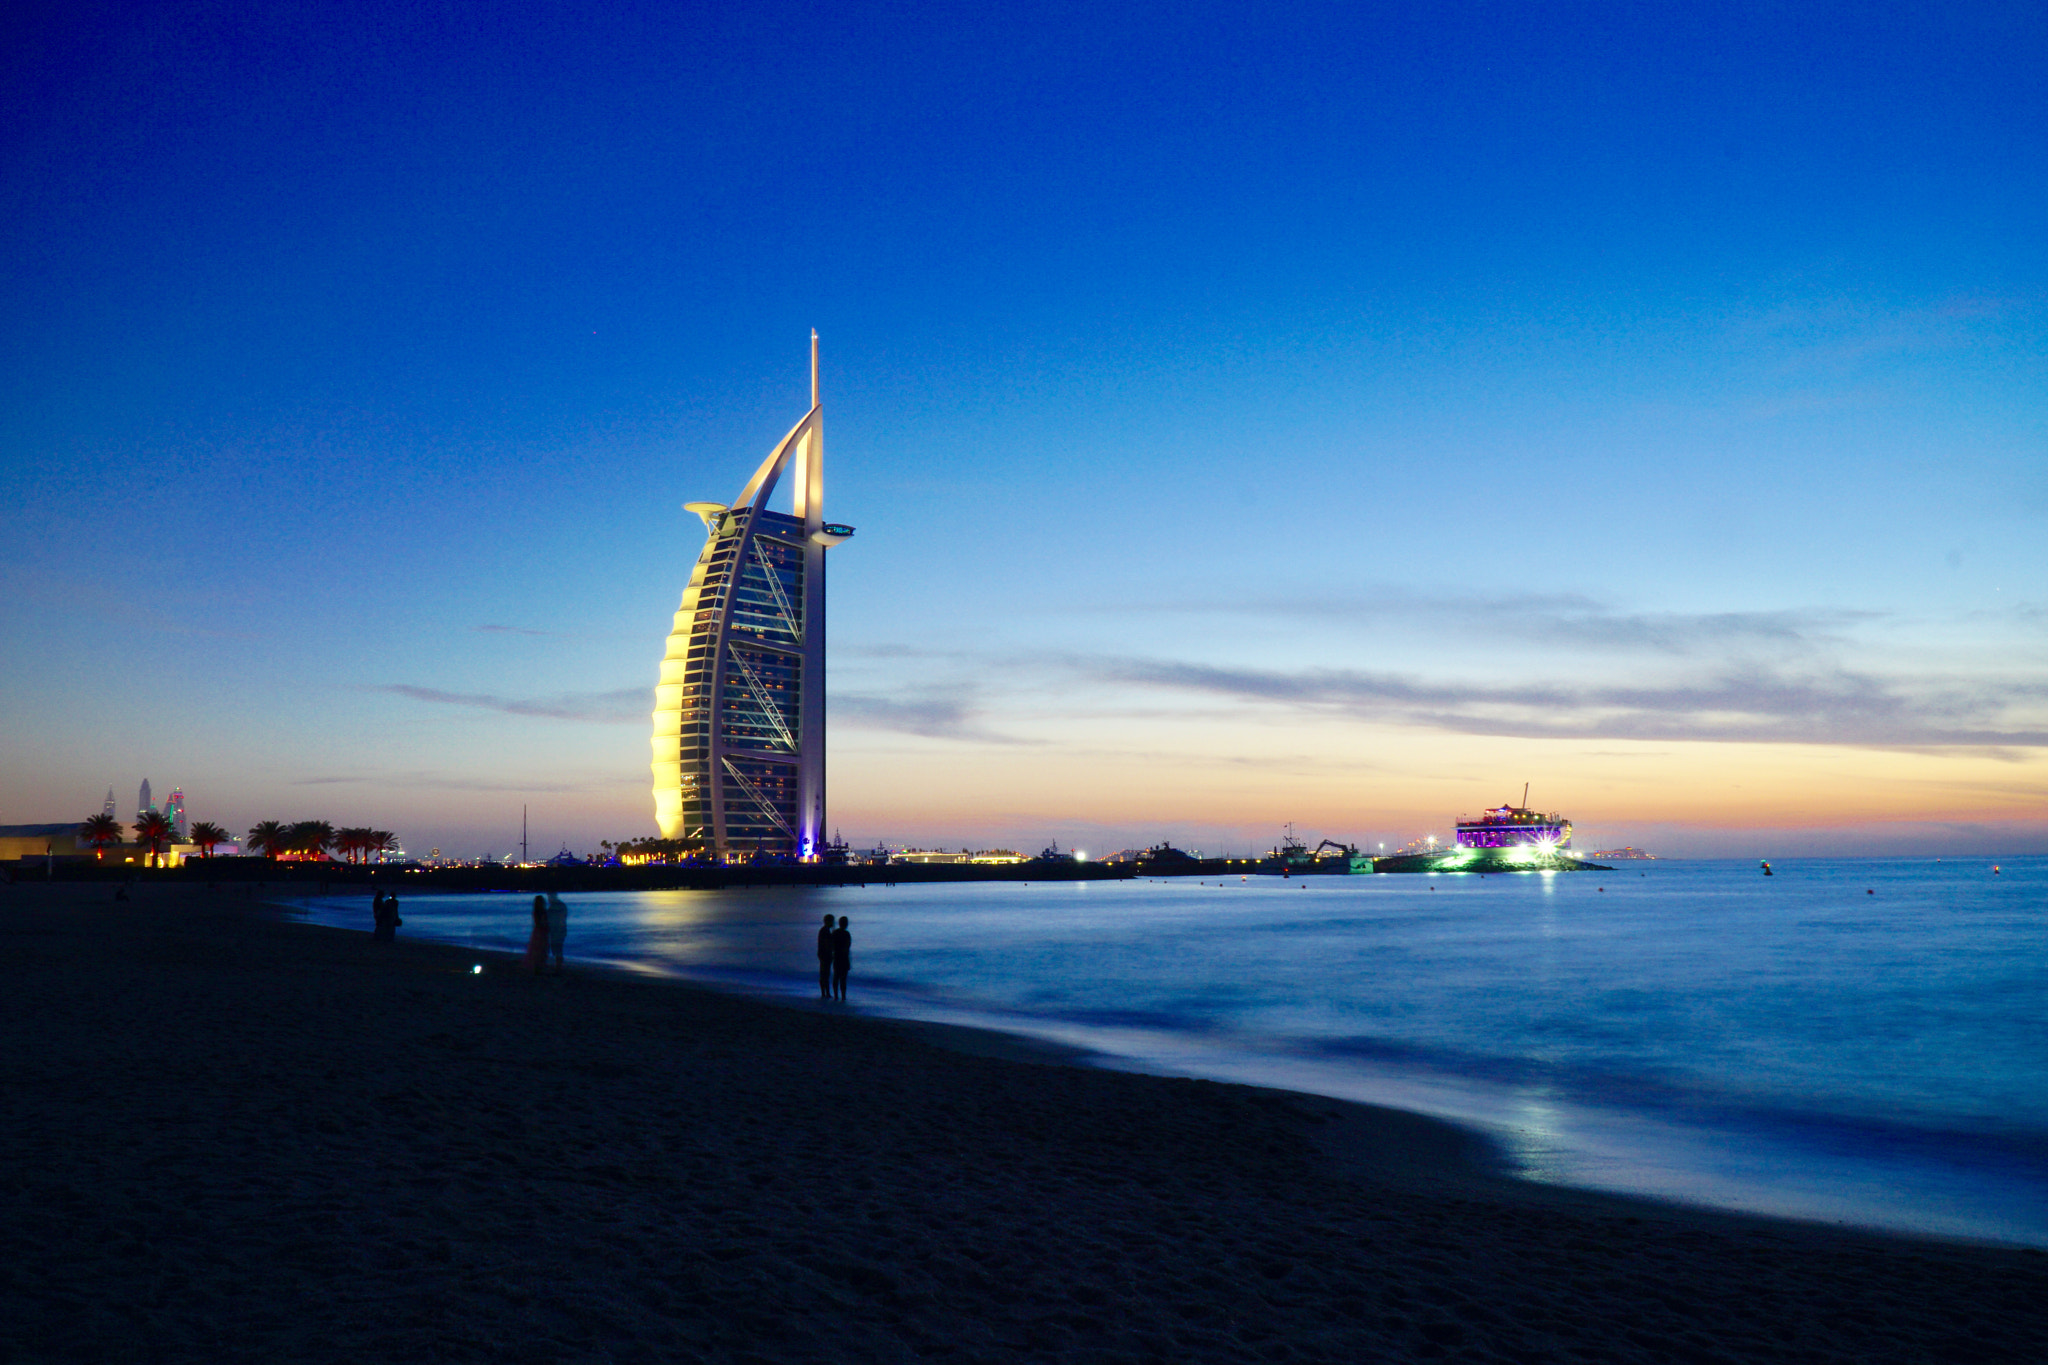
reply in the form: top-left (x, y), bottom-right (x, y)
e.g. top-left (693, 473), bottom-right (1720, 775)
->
top-left (810, 328), bottom-right (819, 409)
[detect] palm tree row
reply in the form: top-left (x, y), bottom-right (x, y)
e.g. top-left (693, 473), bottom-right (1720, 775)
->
top-left (243, 820), bottom-right (396, 862)
top-left (246, 820), bottom-right (330, 860)
top-left (75, 813), bottom-right (385, 864)
top-left (335, 827), bottom-right (398, 863)
top-left (607, 836), bottom-right (713, 864)
top-left (76, 813), bottom-right (232, 863)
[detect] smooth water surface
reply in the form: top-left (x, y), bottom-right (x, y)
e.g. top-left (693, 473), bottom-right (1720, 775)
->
top-left (283, 858), bottom-right (2048, 1244)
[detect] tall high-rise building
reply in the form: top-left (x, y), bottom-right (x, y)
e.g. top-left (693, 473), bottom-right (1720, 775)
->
top-left (650, 334), bottom-right (853, 860)
top-left (165, 788), bottom-right (188, 840)
top-left (103, 788), bottom-right (117, 819)
top-left (138, 778), bottom-right (152, 819)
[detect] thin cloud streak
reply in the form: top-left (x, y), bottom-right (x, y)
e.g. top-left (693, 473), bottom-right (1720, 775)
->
top-left (373, 684), bottom-right (648, 724)
top-left (1082, 657), bottom-right (2048, 750)
top-left (832, 689), bottom-right (1033, 745)
top-left (1109, 591), bottom-right (1880, 656)
top-left (290, 772), bottom-right (634, 793)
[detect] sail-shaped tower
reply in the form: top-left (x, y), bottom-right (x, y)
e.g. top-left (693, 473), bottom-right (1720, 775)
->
top-left (650, 334), bottom-right (853, 859)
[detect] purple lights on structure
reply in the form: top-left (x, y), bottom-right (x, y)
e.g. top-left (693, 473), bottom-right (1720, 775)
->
top-left (1455, 804), bottom-right (1573, 849)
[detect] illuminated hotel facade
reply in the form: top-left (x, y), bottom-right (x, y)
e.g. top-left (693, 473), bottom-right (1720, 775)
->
top-left (650, 334), bottom-right (851, 859)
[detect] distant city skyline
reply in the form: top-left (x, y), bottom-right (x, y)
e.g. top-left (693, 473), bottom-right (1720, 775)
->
top-left (2, 3), bottom-right (2042, 859)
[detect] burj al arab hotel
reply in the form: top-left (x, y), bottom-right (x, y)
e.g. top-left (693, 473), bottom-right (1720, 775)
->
top-left (650, 333), bottom-right (853, 859)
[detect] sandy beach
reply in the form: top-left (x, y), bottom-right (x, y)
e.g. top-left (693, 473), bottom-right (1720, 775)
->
top-left (6, 882), bottom-right (2045, 1363)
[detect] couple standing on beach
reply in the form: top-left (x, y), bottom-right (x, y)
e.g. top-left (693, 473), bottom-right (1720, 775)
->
top-left (524, 892), bottom-right (568, 974)
top-left (371, 890), bottom-right (401, 941)
top-left (817, 914), bottom-right (851, 1001)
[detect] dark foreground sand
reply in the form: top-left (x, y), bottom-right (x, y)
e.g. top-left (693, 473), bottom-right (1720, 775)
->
top-left (6, 884), bottom-right (2045, 1363)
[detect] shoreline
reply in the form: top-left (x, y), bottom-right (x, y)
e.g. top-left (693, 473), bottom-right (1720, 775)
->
top-left (269, 882), bottom-right (2047, 1250)
top-left (10, 880), bottom-right (2047, 1362)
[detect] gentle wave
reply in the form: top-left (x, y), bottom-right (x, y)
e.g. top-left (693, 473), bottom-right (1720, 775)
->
top-left (280, 857), bottom-right (2048, 1244)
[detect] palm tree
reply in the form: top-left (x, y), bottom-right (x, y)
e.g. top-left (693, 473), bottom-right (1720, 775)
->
top-left (79, 813), bottom-right (124, 860)
top-left (288, 820), bottom-right (335, 861)
top-left (334, 827), bottom-right (366, 863)
top-left (189, 821), bottom-right (229, 858)
top-left (247, 820), bottom-right (288, 859)
top-left (133, 810), bottom-right (173, 867)
top-left (367, 830), bottom-right (397, 863)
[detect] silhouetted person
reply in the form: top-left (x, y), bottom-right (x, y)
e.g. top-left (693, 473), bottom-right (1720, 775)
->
top-left (374, 891), bottom-right (402, 941)
top-left (523, 895), bottom-right (549, 975)
top-left (817, 913), bottom-right (835, 999)
top-left (546, 892), bottom-right (569, 972)
top-left (830, 916), bottom-right (851, 1001)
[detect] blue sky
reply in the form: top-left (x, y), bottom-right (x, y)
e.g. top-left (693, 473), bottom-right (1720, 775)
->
top-left (3, 1), bottom-right (2043, 857)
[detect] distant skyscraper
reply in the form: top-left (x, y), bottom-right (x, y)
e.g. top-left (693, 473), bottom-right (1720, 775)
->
top-left (165, 788), bottom-right (188, 840)
top-left (138, 778), bottom-right (151, 819)
top-left (650, 333), bottom-right (853, 860)
top-left (103, 788), bottom-right (116, 819)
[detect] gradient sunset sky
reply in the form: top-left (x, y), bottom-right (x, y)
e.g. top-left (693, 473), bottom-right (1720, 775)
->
top-left (3, 1), bottom-right (2043, 858)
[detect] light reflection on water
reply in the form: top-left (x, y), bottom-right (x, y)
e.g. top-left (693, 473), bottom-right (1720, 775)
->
top-left (281, 858), bottom-right (2048, 1244)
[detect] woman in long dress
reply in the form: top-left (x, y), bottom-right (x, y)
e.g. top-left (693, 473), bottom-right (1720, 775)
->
top-left (522, 895), bottom-right (549, 974)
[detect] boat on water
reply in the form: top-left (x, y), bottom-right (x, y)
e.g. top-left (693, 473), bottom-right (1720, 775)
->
top-left (1134, 842), bottom-right (1202, 872)
top-left (1257, 825), bottom-right (1373, 875)
top-left (1259, 825), bottom-right (1312, 875)
top-left (1031, 839), bottom-right (1078, 864)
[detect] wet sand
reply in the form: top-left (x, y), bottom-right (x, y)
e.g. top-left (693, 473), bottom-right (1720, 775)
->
top-left (6, 881), bottom-right (2045, 1362)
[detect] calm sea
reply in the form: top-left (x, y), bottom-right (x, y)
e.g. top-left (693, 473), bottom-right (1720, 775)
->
top-left (281, 857), bottom-right (2048, 1245)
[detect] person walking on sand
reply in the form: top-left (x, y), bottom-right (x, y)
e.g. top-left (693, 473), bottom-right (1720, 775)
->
top-left (830, 915), bottom-right (851, 1002)
top-left (545, 891), bottom-right (569, 973)
top-left (816, 912), bottom-right (835, 999)
top-left (523, 895), bottom-right (549, 975)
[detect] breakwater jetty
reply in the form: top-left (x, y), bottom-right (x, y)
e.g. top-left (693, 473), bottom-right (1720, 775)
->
top-left (25, 857), bottom-right (1136, 894)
